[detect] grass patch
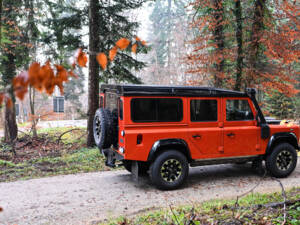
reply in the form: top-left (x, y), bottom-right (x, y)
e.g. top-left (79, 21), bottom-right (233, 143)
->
top-left (0, 147), bottom-right (110, 182)
top-left (0, 127), bottom-right (113, 182)
top-left (101, 188), bottom-right (300, 225)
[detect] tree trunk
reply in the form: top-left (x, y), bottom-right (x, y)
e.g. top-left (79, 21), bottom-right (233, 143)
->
top-left (213, 0), bottom-right (225, 88)
top-left (29, 87), bottom-right (37, 138)
top-left (248, 0), bottom-right (266, 87)
top-left (234, 0), bottom-right (243, 91)
top-left (87, 0), bottom-right (100, 147)
top-left (3, 1), bottom-right (18, 143)
top-left (0, 0), bottom-right (2, 44)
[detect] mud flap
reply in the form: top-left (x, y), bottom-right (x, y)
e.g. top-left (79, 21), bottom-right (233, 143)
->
top-left (131, 161), bottom-right (139, 182)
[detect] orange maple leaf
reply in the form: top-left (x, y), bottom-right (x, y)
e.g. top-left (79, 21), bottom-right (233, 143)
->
top-left (132, 44), bottom-right (137, 54)
top-left (55, 65), bottom-right (68, 82)
top-left (109, 47), bottom-right (118, 61)
top-left (97, 53), bottom-right (108, 70)
top-left (116, 38), bottom-right (130, 50)
top-left (135, 36), bottom-right (141, 42)
top-left (77, 49), bottom-right (88, 67)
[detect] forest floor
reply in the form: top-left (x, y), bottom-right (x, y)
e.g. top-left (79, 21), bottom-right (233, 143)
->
top-left (0, 127), bottom-right (111, 182)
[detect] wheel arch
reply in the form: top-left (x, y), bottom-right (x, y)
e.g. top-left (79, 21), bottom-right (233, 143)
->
top-left (266, 132), bottom-right (299, 156)
top-left (147, 139), bottom-right (192, 162)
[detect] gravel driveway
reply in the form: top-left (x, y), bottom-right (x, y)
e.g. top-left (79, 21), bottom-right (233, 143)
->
top-left (1, 161), bottom-right (300, 225)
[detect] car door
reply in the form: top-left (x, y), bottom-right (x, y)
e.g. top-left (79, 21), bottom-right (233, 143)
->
top-left (223, 97), bottom-right (260, 157)
top-left (187, 97), bottom-right (224, 159)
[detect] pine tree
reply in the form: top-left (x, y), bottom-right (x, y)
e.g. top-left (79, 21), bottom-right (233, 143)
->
top-left (148, 0), bottom-right (189, 84)
top-left (95, 0), bottom-right (147, 84)
top-left (42, 0), bottom-right (85, 107)
top-left (0, 0), bottom-right (25, 143)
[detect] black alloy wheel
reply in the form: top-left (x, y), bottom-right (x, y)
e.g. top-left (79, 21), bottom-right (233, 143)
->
top-left (150, 150), bottom-right (189, 190)
top-left (266, 143), bottom-right (297, 178)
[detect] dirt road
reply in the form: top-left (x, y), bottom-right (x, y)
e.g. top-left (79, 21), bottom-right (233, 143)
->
top-left (1, 162), bottom-right (300, 225)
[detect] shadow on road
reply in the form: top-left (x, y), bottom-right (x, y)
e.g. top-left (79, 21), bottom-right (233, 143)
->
top-left (115, 163), bottom-right (261, 190)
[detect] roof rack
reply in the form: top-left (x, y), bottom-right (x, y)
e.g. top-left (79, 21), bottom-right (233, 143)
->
top-left (100, 84), bottom-right (248, 97)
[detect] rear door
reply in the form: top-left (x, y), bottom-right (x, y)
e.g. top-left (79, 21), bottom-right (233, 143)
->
top-left (187, 97), bottom-right (224, 159)
top-left (223, 98), bottom-right (260, 157)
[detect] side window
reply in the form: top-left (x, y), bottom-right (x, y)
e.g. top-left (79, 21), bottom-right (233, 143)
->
top-left (226, 99), bottom-right (254, 121)
top-left (119, 99), bottom-right (123, 120)
top-left (190, 99), bottom-right (218, 122)
top-left (131, 98), bottom-right (183, 122)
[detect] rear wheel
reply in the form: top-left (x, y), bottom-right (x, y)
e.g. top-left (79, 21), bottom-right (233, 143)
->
top-left (150, 150), bottom-right (189, 190)
top-left (266, 143), bottom-right (297, 178)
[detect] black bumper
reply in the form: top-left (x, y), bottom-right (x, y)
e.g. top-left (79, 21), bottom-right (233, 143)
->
top-left (102, 148), bottom-right (124, 168)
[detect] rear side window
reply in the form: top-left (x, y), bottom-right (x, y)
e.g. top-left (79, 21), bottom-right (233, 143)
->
top-left (131, 98), bottom-right (183, 122)
top-left (190, 99), bottom-right (218, 122)
top-left (226, 99), bottom-right (254, 121)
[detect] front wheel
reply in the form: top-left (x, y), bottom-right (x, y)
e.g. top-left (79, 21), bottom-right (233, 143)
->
top-left (266, 143), bottom-right (297, 178)
top-left (150, 150), bottom-right (189, 190)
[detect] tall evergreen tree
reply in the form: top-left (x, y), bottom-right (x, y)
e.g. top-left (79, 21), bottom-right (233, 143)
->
top-left (148, 0), bottom-right (189, 84)
top-left (95, 0), bottom-right (147, 84)
top-left (42, 0), bottom-right (85, 107)
top-left (0, 0), bottom-right (25, 143)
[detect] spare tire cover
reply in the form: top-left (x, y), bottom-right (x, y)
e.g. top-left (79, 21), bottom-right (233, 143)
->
top-left (93, 108), bottom-right (113, 150)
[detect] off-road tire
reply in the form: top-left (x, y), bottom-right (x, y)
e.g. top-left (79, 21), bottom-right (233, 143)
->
top-left (150, 150), bottom-right (189, 190)
top-left (123, 160), bottom-right (149, 176)
top-left (266, 143), bottom-right (297, 178)
top-left (93, 108), bottom-right (113, 150)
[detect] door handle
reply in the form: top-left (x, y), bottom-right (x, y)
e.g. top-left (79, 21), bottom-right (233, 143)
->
top-left (227, 133), bottom-right (235, 137)
top-left (192, 134), bottom-right (201, 139)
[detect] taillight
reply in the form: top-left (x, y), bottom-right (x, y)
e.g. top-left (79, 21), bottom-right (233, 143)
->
top-left (137, 134), bottom-right (143, 145)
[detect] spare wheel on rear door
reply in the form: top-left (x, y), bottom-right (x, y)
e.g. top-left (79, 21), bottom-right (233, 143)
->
top-left (93, 108), bottom-right (114, 150)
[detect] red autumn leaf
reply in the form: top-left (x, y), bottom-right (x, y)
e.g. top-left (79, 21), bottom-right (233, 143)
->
top-left (132, 44), bottom-right (137, 54)
top-left (97, 53), bottom-right (108, 70)
top-left (68, 70), bottom-right (79, 78)
top-left (54, 77), bottom-right (64, 95)
top-left (6, 97), bottom-right (13, 109)
top-left (141, 40), bottom-right (147, 46)
top-left (55, 65), bottom-right (68, 82)
top-left (116, 38), bottom-right (130, 50)
top-left (0, 206), bottom-right (3, 212)
top-left (109, 47), bottom-right (118, 61)
top-left (135, 36), bottom-right (141, 42)
top-left (28, 62), bottom-right (41, 87)
top-left (76, 49), bottom-right (88, 67)
top-left (0, 94), bottom-right (4, 106)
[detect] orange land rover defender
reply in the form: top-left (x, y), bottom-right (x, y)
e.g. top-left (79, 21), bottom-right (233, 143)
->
top-left (93, 85), bottom-right (299, 190)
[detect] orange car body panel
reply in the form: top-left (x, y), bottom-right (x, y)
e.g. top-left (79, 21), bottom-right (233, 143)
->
top-left (115, 95), bottom-right (299, 162)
